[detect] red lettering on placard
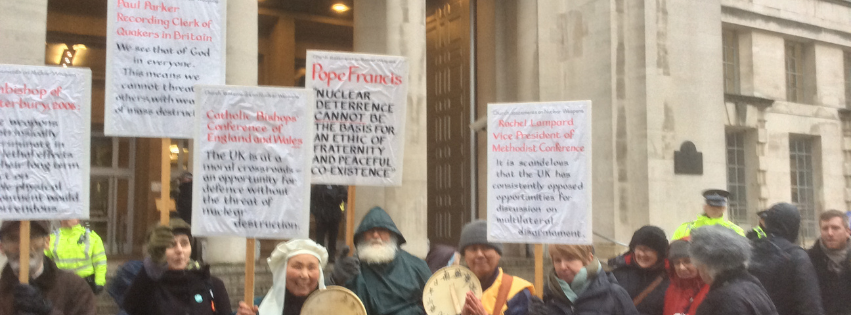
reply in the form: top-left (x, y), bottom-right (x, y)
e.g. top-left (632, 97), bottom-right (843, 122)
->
top-left (311, 62), bottom-right (404, 87)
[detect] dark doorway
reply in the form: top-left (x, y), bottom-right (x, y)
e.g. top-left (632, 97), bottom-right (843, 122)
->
top-left (426, 0), bottom-right (472, 247)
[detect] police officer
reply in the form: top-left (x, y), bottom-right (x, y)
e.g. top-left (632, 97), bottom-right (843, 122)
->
top-left (746, 210), bottom-right (769, 240)
top-left (672, 189), bottom-right (745, 240)
top-left (46, 219), bottom-right (107, 293)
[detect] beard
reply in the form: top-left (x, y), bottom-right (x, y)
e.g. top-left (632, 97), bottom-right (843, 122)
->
top-left (7, 252), bottom-right (43, 275)
top-left (357, 236), bottom-right (398, 265)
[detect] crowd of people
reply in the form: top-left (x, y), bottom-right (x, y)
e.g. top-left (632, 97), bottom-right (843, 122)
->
top-left (0, 189), bottom-right (849, 315)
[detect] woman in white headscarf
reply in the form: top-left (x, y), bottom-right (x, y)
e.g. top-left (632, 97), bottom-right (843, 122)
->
top-left (237, 239), bottom-right (328, 315)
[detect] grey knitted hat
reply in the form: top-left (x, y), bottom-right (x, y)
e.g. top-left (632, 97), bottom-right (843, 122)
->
top-left (689, 225), bottom-right (751, 272)
top-left (459, 220), bottom-right (503, 255)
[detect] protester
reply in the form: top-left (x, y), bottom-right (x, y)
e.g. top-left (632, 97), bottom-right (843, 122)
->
top-left (689, 225), bottom-right (777, 315)
top-left (46, 219), bottom-right (107, 293)
top-left (345, 206), bottom-right (432, 315)
top-left (425, 243), bottom-right (460, 273)
top-left (123, 218), bottom-right (232, 315)
top-left (458, 220), bottom-right (535, 315)
top-left (807, 210), bottom-right (851, 315)
top-left (672, 189), bottom-right (745, 239)
top-left (662, 238), bottom-right (708, 315)
top-left (0, 220), bottom-right (96, 315)
top-left (748, 203), bottom-right (823, 315)
top-left (611, 225), bottom-right (669, 315)
top-left (237, 239), bottom-right (328, 315)
top-left (311, 185), bottom-right (347, 261)
top-left (544, 244), bottom-right (639, 315)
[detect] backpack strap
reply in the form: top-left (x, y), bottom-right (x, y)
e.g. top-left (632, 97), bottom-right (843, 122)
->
top-left (492, 274), bottom-right (514, 315)
top-left (633, 275), bottom-right (664, 306)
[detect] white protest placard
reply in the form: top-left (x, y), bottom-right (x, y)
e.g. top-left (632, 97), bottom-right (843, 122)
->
top-left (305, 50), bottom-right (407, 186)
top-left (487, 101), bottom-right (592, 244)
top-left (105, 0), bottom-right (226, 138)
top-left (191, 85), bottom-right (313, 239)
top-left (0, 65), bottom-right (91, 220)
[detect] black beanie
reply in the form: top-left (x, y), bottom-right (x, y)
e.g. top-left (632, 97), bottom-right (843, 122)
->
top-left (629, 225), bottom-right (669, 258)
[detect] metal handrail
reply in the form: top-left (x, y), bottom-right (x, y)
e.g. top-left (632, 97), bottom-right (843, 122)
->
top-left (593, 231), bottom-right (628, 247)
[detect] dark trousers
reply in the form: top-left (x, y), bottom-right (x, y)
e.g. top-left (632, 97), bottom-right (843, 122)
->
top-left (315, 217), bottom-right (341, 260)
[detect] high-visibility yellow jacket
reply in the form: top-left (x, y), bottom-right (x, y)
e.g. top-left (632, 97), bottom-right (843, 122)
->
top-left (672, 214), bottom-right (745, 240)
top-left (45, 225), bottom-right (107, 286)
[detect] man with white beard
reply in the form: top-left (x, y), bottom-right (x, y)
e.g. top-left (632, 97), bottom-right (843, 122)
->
top-left (345, 207), bottom-right (432, 315)
top-left (0, 220), bottom-right (95, 315)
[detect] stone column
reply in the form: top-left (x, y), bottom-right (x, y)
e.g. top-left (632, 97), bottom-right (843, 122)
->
top-left (352, 0), bottom-right (429, 258)
top-left (204, 0), bottom-right (258, 263)
top-left (0, 0), bottom-right (48, 270)
top-left (0, 0), bottom-right (47, 65)
top-left (267, 17), bottom-right (295, 86)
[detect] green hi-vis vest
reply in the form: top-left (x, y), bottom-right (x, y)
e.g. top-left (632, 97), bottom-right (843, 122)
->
top-left (672, 214), bottom-right (746, 240)
top-left (45, 225), bottom-right (107, 286)
top-left (753, 226), bottom-right (767, 239)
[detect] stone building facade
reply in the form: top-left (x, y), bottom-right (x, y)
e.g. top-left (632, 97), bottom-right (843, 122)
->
top-left (475, 0), bottom-right (851, 254)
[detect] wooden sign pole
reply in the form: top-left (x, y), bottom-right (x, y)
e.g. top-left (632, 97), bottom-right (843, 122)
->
top-left (245, 238), bottom-right (256, 304)
top-left (18, 221), bottom-right (31, 284)
top-left (156, 138), bottom-right (175, 225)
top-left (344, 186), bottom-right (357, 256)
top-left (534, 244), bottom-right (543, 298)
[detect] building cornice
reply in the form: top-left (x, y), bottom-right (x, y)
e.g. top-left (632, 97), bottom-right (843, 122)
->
top-left (724, 93), bottom-right (775, 110)
top-left (721, 5), bottom-right (851, 47)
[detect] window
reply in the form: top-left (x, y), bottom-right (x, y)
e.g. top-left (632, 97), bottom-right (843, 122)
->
top-left (845, 51), bottom-right (851, 107)
top-left (726, 132), bottom-right (748, 224)
top-left (789, 137), bottom-right (816, 238)
top-left (786, 41), bottom-right (805, 103)
top-left (723, 30), bottom-right (740, 94)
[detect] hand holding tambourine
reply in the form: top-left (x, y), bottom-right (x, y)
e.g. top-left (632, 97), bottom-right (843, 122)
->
top-left (301, 286), bottom-right (367, 315)
top-left (422, 266), bottom-right (484, 315)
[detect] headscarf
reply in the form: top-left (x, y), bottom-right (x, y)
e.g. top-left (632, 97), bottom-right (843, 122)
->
top-left (258, 239), bottom-right (329, 315)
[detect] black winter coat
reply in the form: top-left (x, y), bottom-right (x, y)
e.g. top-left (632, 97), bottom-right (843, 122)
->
top-left (612, 259), bottom-right (669, 315)
top-left (749, 203), bottom-right (824, 315)
top-left (749, 236), bottom-right (823, 315)
top-left (543, 270), bottom-right (639, 315)
top-left (123, 259), bottom-right (232, 315)
top-left (695, 268), bottom-right (777, 315)
top-left (808, 240), bottom-right (851, 315)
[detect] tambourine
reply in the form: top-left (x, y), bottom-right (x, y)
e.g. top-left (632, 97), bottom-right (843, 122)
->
top-left (422, 265), bottom-right (484, 315)
top-left (301, 285), bottom-right (367, 315)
